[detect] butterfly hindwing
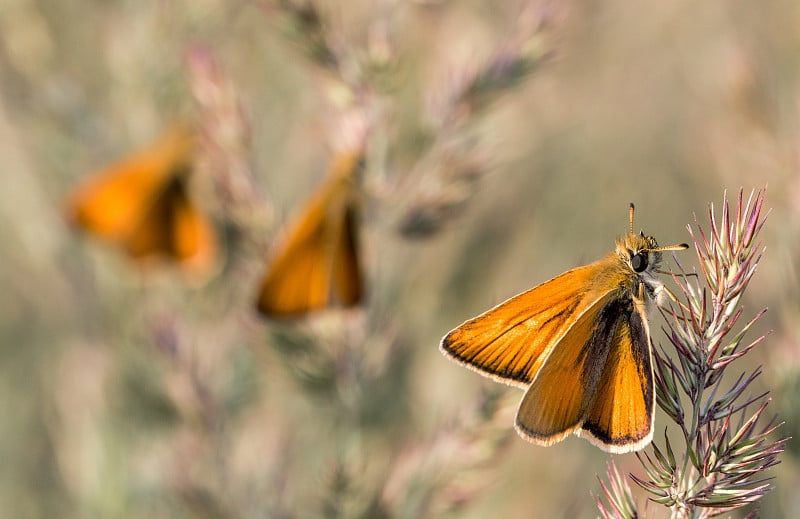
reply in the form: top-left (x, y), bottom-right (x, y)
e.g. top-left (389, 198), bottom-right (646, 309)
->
top-left (513, 289), bottom-right (620, 444)
top-left (579, 298), bottom-right (654, 452)
top-left (515, 291), bottom-right (654, 452)
top-left (169, 177), bottom-right (217, 270)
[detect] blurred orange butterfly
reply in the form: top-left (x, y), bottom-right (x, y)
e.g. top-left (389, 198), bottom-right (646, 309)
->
top-left (441, 204), bottom-right (687, 452)
top-left (255, 149), bottom-right (364, 318)
top-left (65, 124), bottom-right (216, 273)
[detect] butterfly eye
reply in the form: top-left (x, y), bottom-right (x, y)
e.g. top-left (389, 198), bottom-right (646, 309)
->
top-left (631, 253), bottom-right (648, 272)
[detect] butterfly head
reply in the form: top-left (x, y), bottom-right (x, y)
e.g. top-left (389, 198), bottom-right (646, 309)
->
top-left (615, 204), bottom-right (689, 305)
top-left (616, 232), bottom-right (665, 275)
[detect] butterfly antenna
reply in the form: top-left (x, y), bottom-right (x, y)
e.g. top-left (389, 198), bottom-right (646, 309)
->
top-left (652, 243), bottom-right (690, 252)
top-left (629, 203), bottom-right (635, 234)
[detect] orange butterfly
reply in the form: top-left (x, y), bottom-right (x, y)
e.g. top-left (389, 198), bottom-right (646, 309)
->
top-left (441, 204), bottom-right (687, 452)
top-left (65, 124), bottom-right (216, 273)
top-left (255, 149), bottom-right (364, 318)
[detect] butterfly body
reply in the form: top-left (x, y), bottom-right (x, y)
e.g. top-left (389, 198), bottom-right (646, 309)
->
top-left (441, 206), bottom-right (687, 453)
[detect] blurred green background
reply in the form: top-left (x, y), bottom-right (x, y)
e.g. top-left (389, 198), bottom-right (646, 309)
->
top-left (1, 0), bottom-right (799, 517)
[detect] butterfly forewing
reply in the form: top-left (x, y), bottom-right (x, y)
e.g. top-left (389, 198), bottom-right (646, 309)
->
top-left (68, 153), bottom-right (175, 240)
top-left (441, 262), bottom-right (616, 387)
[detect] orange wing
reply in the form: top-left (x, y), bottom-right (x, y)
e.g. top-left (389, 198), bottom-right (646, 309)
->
top-left (514, 293), bottom-right (654, 452)
top-left (66, 125), bottom-right (193, 240)
top-left (579, 299), bottom-right (654, 452)
top-left (440, 259), bottom-right (620, 388)
top-left (169, 179), bottom-right (217, 272)
top-left (255, 151), bottom-right (363, 318)
top-left (65, 125), bottom-right (215, 270)
top-left (121, 175), bottom-right (216, 272)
